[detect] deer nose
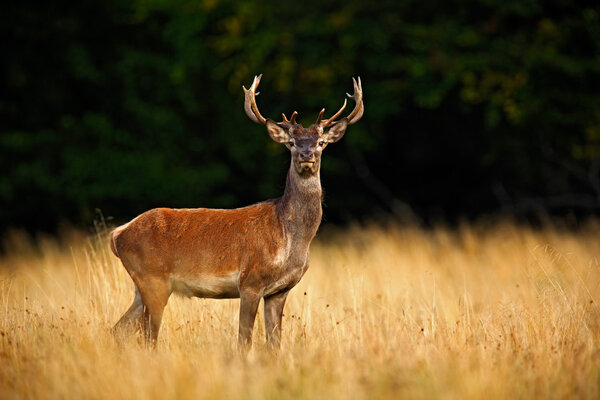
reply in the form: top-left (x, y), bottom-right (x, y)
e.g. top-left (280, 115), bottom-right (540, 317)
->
top-left (299, 152), bottom-right (315, 162)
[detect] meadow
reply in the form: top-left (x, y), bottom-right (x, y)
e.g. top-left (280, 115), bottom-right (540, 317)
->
top-left (1, 220), bottom-right (599, 399)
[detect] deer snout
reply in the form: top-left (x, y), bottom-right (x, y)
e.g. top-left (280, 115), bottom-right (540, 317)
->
top-left (299, 152), bottom-right (315, 162)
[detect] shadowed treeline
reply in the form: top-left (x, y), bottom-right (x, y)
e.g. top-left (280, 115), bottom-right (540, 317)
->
top-left (2, 0), bottom-right (600, 233)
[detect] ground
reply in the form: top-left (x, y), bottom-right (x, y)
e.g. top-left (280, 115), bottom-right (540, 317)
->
top-left (1, 220), bottom-right (599, 399)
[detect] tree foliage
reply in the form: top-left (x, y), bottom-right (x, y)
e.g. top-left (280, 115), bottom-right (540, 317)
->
top-left (2, 0), bottom-right (600, 232)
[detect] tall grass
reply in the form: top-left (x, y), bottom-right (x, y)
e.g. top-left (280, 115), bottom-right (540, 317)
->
top-left (1, 221), bottom-right (599, 399)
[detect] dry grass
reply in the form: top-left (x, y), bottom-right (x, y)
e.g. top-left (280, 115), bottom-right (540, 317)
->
top-left (1, 220), bottom-right (599, 399)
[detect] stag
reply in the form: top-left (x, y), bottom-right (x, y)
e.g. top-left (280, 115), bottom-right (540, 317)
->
top-left (110, 75), bottom-right (364, 352)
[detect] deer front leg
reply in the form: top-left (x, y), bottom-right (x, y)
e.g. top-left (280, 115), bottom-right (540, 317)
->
top-left (264, 290), bottom-right (289, 350)
top-left (238, 289), bottom-right (261, 355)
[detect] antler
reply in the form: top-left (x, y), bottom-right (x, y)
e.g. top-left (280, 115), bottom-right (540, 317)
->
top-left (316, 99), bottom-right (347, 128)
top-left (316, 77), bottom-right (364, 127)
top-left (345, 77), bottom-right (364, 124)
top-left (279, 111), bottom-right (298, 127)
top-left (243, 74), bottom-right (267, 124)
top-left (243, 75), bottom-right (299, 127)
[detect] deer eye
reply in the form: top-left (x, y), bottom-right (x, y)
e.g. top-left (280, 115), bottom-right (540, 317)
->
top-left (288, 141), bottom-right (294, 147)
top-left (318, 140), bottom-right (325, 147)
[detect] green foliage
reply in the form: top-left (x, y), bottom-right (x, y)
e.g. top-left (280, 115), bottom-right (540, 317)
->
top-left (1, 0), bottom-right (599, 232)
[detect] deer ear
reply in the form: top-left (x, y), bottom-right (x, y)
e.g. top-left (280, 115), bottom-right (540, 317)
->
top-left (266, 119), bottom-right (290, 143)
top-left (322, 118), bottom-right (348, 143)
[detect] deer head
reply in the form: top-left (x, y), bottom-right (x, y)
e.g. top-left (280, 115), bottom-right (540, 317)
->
top-left (243, 75), bottom-right (364, 176)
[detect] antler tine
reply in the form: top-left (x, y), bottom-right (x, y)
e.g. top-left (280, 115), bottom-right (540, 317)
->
top-left (317, 77), bottom-right (363, 127)
top-left (315, 108), bottom-right (326, 125)
top-left (278, 110), bottom-right (299, 127)
top-left (242, 74), bottom-right (267, 125)
top-left (345, 76), bottom-right (364, 125)
top-left (320, 98), bottom-right (347, 128)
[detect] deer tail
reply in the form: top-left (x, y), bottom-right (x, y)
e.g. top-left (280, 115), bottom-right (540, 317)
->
top-left (109, 229), bottom-right (121, 259)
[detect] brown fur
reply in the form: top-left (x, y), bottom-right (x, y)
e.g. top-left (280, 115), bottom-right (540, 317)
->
top-left (112, 203), bottom-right (284, 294)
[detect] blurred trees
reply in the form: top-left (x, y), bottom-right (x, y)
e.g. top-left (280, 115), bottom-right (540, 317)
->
top-left (1, 0), bottom-right (599, 233)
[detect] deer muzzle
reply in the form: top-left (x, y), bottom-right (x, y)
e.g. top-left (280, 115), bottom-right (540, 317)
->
top-left (299, 153), bottom-right (315, 163)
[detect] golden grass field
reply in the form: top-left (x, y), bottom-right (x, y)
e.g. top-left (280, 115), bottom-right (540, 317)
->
top-left (1, 220), bottom-right (599, 399)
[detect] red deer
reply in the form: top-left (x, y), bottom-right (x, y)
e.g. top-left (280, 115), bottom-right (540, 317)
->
top-left (110, 75), bottom-right (364, 352)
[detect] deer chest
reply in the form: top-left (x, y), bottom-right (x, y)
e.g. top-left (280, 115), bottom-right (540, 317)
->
top-left (263, 251), bottom-right (310, 296)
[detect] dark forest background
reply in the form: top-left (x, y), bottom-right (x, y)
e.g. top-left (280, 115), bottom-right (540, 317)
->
top-left (2, 0), bottom-right (600, 234)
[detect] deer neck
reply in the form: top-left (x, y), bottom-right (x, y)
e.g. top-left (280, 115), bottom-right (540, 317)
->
top-left (278, 162), bottom-right (323, 241)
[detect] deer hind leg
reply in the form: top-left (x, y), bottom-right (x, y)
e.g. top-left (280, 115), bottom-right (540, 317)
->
top-left (136, 275), bottom-right (172, 347)
top-left (112, 285), bottom-right (144, 340)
